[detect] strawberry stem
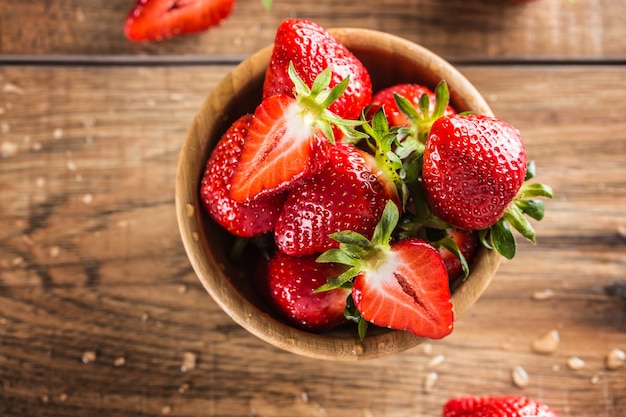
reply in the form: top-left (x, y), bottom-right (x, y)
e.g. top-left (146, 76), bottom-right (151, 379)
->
top-left (315, 200), bottom-right (398, 292)
top-left (393, 80), bottom-right (450, 153)
top-left (288, 62), bottom-right (367, 144)
top-left (361, 109), bottom-right (407, 206)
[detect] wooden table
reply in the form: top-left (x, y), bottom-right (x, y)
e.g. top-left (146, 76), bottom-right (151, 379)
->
top-left (1, 1), bottom-right (625, 416)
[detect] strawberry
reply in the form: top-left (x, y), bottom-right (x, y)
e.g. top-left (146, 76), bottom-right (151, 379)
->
top-left (230, 64), bottom-right (365, 202)
top-left (422, 114), bottom-right (553, 259)
top-left (422, 114), bottom-right (527, 231)
top-left (199, 114), bottom-right (286, 237)
top-left (317, 201), bottom-right (453, 339)
top-left (443, 395), bottom-right (560, 417)
top-left (434, 228), bottom-right (479, 281)
top-left (264, 251), bottom-right (350, 332)
top-left (124, 0), bottom-right (235, 42)
top-left (274, 143), bottom-right (395, 256)
top-left (263, 19), bottom-right (372, 121)
top-left (367, 83), bottom-right (456, 129)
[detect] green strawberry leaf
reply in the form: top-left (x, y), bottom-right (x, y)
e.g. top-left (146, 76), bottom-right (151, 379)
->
top-left (519, 182), bottom-right (554, 199)
top-left (525, 160), bottom-right (537, 181)
top-left (371, 200), bottom-right (399, 247)
top-left (287, 61), bottom-right (367, 145)
top-left (343, 295), bottom-right (370, 340)
top-left (357, 316), bottom-right (369, 340)
top-left (360, 109), bottom-right (407, 206)
top-left (516, 199), bottom-right (545, 221)
top-left (490, 219), bottom-right (516, 260)
top-left (503, 205), bottom-right (537, 244)
top-left (435, 234), bottom-right (470, 279)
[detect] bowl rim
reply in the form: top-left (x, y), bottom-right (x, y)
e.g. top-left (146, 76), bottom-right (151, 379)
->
top-left (175, 27), bottom-right (502, 361)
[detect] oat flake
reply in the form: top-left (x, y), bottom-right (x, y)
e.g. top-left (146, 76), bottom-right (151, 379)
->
top-left (181, 351), bottom-right (197, 372)
top-left (532, 329), bottom-right (560, 354)
top-left (512, 365), bottom-right (529, 388)
top-left (423, 371), bottom-right (438, 393)
top-left (567, 356), bottom-right (585, 370)
top-left (606, 348), bottom-right (625, 370)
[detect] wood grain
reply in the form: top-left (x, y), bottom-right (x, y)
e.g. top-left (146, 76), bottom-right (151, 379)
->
top-left (1, 64), bottom-right (625, 416)
top-left (1, 0), bottom-right (625, 61)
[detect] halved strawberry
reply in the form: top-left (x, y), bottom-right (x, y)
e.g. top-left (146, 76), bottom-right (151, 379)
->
top-left (230, 64), bottom-right (365, 202)
top-left (317, 201), bottom-right (453, 339)
top-left (199, 114), bottom-right (286, 237)
top-left (264, 251), bottom-right (350, 333)
top-left (351, 237), bottom-right (453, 338)
top-left (124, 0), bottom-right (235, 42)
top-left (274, 143), bottom-right (396, 256)
top-left (263, 19), bottom-right (372, 121)
top-left (443, 395), bottom-right (560, 417)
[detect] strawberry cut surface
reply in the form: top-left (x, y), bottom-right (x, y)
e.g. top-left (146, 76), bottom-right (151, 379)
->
top-left (229, 94), bottom-right (331, 202)
top-left (351, 238), bottom-right (453, 339)
top-left (124, 0), bottom-right (235, 42)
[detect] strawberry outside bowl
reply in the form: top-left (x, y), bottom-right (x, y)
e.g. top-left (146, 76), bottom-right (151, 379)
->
top-left (175, 27), bottom-right (502, 361)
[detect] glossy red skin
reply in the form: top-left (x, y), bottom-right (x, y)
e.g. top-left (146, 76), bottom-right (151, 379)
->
top-left (274, 143), bottom-right (390, 256)
top-left (351, 238), bottom-right (453, 339)
top-left (263, 19), bottom-right (372, 121)
top-left (124, 0), bottom-right (235, 42)
top-left (366, 83), bottom-right (456, 126)
top-left (265, 251), bottom-right (350, 333)
top-left (422, 114), bottom-right (527, 230)
top-left (443, 395), bottom-right (560, 417)
top-left (199, 114), bottom-right (286, 237)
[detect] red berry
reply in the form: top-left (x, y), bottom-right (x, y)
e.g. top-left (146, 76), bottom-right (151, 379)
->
top-left (229, 94), bottom-right (331, 202)
top-left (443, 395), bottom-right (560, 417)
top-left (263, 19), bottom-right (372, 121)
top-left (351, 237), bottom-right (453, 339)
top-left (274, 143), bottom-right (393, 256)
top-left (439, 228), bottom-right (479, 280)
top-left (264, 251), bottom-right (350, 332)
top-left (199, 115), bottom-right (286, 237)
top-left (422, 114), bottom-right (527, 230)
top-left (124, 0), bottom-right (235, 42)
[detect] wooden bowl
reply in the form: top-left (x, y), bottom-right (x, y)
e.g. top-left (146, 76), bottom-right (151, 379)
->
top-left (175, 28), bottom-right (501, 361)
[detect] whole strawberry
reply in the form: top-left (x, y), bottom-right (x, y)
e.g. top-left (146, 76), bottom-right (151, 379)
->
top-left (443, 395), bottom-right (560, 417)
top-left (199, 114), bottom-right (286, 237)
top-left (274, 143), bottom-right (395, 256)
top-left (124, 0), bottom-right (235, 42)
top-left (422, 114), bottom-right (527, 231)
top-left (264, 251), bottom-right (350, 332)
top-left (263, 19), bottom-right (372, 121)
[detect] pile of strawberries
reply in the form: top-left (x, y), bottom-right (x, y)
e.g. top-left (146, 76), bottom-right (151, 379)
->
top-left (199, 19), bottom-right (552, 339)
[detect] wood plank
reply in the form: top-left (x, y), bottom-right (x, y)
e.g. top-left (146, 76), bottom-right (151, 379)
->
top-left (1, 64), bottom-right (625, 416)
top-left (1, 0), bottom-right (625, 61)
